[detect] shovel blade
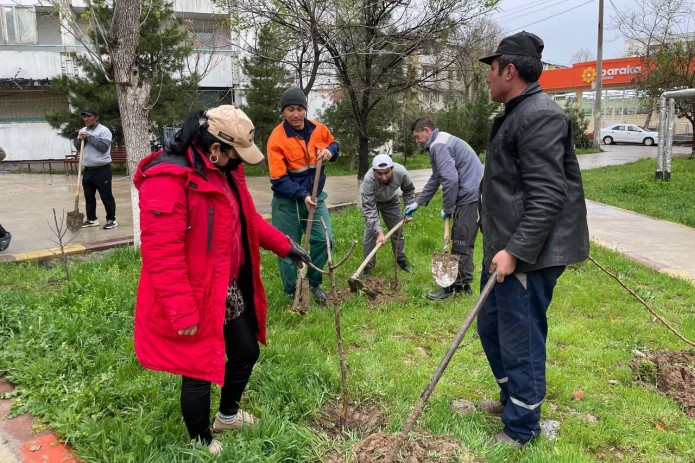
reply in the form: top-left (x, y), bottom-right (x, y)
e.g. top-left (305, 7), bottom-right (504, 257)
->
top-left (432, 252), bottom-right (458, 287)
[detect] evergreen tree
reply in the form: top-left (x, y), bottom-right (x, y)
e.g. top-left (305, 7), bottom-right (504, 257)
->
top-left (564, 98), bottom-right (591, 149)
top-left (319, 94), bottom-right (394, 171)
top-left (240, 25), bottom-right (293, 154)
top-left (434, 86), bottom-right (497, 154)
top-left (45, 0), bottom-right (201, 146)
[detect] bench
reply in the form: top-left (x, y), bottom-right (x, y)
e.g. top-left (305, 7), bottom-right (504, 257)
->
top-left (18, 159), bottom-right (66, 174)
top-left (64, 146), bottom-right (128, 175)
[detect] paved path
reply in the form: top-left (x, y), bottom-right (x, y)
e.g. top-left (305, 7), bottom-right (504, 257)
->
top-left (2, 144), bottom-right (693, 283)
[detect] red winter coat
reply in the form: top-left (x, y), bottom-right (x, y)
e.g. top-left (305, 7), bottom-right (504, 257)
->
top-left (133, 148), bottom-right (291, 386)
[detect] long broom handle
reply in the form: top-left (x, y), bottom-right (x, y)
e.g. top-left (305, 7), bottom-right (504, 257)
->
top-left (386, 272), bottom-right (497, 463)
top-left (349, 218), bottom-right (405, 280)
top-left (293, 158), bottom-right (324, 295)
top-left (74, 138), bottom-right (86, 210)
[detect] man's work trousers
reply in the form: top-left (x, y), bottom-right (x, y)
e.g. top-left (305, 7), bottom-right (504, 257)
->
top-left (363, 197), bottom-right (406, 270)
top-left (271, 192), bottom-right (334, 293)
top-left (476, 265), bottom-right (565, 443)
top-left (450, 202), bottom-right (478, 286)
top-left (82, 164), bottom-right (116, 221)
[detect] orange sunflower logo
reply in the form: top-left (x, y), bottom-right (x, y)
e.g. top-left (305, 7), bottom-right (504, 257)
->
top-left (582, 67), bottom-right (597, 84)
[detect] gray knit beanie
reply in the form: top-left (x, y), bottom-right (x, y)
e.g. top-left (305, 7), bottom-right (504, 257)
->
top-left (280, 87), bottom-right (307, 111)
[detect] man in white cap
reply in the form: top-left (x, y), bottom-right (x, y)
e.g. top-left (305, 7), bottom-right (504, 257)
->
top-left (359, 154), bottom-right (415, 276)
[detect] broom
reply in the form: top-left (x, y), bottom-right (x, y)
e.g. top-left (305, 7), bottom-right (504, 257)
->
top-left (66, 139), bottom-right (85, 232)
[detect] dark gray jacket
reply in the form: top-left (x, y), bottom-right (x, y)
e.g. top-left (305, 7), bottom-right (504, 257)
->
top-left (418, 129), bottom-right (483, 215)
top-left (480, 82), bottom-right (589, 272)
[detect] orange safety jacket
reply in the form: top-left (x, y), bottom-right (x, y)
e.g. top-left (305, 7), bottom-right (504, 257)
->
top-left (267, 119), bottom-right (339, 200)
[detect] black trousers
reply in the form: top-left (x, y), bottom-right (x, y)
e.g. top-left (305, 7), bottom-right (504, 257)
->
top-left (82, 164), bottom-right (116, 221)
top-left (450, 202), bottom-right (479, 286)
top-left (180, 307), bottom-right (260, 444)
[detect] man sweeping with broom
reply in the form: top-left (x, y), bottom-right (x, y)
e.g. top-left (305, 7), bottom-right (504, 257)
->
top-left (266, 88), bottom-right (339, 303)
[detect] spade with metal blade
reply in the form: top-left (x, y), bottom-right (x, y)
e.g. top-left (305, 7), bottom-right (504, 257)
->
top-left (431, 216), bottom-right (458, 287)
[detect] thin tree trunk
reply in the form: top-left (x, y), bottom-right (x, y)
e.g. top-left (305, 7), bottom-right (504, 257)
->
top-left (111, 0), bottom-right (151, 246)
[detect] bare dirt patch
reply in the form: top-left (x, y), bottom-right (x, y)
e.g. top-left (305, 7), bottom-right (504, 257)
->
top-left (314, 401), bottom-right (387, 438)
top-left (630, 349), bottom-right (695, 417)
top-left (349, 277), bottom-right (408, 309)
top-left (350, 431), bottom-right (474, 463)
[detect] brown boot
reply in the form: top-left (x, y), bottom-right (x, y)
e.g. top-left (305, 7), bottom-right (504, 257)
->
top-left (493, 431), bottom-right (523, 448)
top-left (476, 400), bottom-right (505, 416)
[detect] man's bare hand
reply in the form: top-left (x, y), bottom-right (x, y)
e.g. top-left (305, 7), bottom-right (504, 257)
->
top-left (304, 195), bottom-right (317, 208)
top-left (376, 231), bottom-right (386, 246)
top-left (78, 131), bottom-right (87, 140)
top-left (316, 148), bottom-right (332, 162)
top-left (178, 324), bottom-right (198, 336)
top-left (489, 250), bottom-right (517, 283)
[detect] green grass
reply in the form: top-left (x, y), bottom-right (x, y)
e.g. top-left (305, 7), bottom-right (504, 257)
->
top-left (1, 198), bottom-right (694, 462)
top-left (582, 157), bottom-right (695, 227)
top-left (243, 153), bottom-right (433, 177)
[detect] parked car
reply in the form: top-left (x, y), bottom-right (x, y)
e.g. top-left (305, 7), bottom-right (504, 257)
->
top-left (600, 124), bottom-right (659, 146)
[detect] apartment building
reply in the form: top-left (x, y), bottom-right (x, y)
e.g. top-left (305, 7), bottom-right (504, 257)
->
top-left (0, 0), bottom-right (241, 162)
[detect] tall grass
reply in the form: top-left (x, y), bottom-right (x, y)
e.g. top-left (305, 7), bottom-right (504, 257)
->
top-left (1, 198), bottom-right (693, 462)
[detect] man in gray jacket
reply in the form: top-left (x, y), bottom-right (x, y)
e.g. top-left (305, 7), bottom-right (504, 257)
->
top-left (359, 154), bottom-right (415, 276)
top-left (405, 117), bottom-right (483, 300)
top-left (74, 108), bottom-right (117, 229)
top-left (476, 31), bottom-right (589, 447)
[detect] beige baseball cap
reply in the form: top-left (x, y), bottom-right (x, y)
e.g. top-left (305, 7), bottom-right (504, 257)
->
top-left (205, 105), bottom-right (264, 165)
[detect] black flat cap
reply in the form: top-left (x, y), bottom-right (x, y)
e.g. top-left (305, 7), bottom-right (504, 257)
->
top-left (480, 31), bottom-right (544, 65)
top-left (80, 108), bottom-right (99, 116)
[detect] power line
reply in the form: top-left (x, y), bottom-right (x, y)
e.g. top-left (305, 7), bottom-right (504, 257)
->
top-left (507, 0), bottom-right (595, 32)
top-left (495, 0), bottom-right (576, 23)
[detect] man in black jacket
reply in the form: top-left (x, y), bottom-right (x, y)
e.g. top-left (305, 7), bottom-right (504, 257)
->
top-left (476, 31), bottom-right (590, 447)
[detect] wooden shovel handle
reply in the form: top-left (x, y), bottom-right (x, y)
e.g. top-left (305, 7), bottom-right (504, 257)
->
top-left (443, 216), bottom-right (451, 252)
top-left (350, 219), bottom-right (406, 280)
top-left (74, 138), bottom-right (86, 208)
top-left (293, 158), bottom-right (324, 300)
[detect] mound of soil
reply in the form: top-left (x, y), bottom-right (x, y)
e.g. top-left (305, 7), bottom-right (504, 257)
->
top-left (351, 277), bottom-right (408, 308)
top-left (351, 432), bottom-right (472, 463)
top-left (314, 401), bottom-right (387, 438)
top-left (630, 349), bottom-right (695, 417)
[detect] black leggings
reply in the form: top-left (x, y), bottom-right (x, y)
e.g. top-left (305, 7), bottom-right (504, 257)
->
top-left (180, 307), bottom-right (260, 444)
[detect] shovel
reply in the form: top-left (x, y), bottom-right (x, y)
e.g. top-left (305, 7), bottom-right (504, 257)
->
top-left (385, 272), bottom-right (497, 463)
top-left (348, 218), bottom-right (405, 296)
top-left (431, 216), bottom-right (458, 287)
top-left (66, 139), bottom-right (86, 233)
top-left (292, 158), bottom-right (324, 314)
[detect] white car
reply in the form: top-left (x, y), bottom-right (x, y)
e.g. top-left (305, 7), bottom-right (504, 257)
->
top-left (600, 124), bottom-right (659, 146)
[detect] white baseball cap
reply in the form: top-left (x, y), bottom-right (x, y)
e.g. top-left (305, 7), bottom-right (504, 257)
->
top-left (372, 154), bottom-right (394, 170)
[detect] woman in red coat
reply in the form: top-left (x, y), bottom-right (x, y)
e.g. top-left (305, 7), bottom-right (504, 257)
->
top-left (133, 106), bottom-right (310, 454)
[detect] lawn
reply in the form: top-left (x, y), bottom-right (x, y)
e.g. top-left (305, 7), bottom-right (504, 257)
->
top-left (0, 198), bottom-right (693, 462)
top-left (243, 152), bottom-right (433, 177)
top-left (581, 157), bottom-right (695, 227)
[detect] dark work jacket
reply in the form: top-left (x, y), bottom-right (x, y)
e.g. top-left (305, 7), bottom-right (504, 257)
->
top-left (480, 81), bottom-right (589, 272)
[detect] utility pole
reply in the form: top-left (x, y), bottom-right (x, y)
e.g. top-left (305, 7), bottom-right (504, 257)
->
top-left (592, 0), bottom-right (604, 149)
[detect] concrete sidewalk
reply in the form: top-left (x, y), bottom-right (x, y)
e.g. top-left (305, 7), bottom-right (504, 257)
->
top-left (2, 144), bottom-right (693, 283)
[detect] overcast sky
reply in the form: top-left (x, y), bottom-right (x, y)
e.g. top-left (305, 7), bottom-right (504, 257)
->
top-left (491, 0), bottom-right (631, 66)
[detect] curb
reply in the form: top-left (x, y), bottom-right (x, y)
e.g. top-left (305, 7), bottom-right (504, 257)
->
top-left (0, 379), bottom-right (81, 463)
top-left (3, 203), bottom-right (359, 264)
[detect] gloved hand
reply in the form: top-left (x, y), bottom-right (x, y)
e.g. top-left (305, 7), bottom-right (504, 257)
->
top-left (404, 203), bottom-right (419, 217)
top-left (287, 241), bottom-right (311, 268)
top-left (440, 209), bottom-right (451, 220)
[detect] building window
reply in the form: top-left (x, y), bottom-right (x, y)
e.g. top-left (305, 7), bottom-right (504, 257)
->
top-left (1, 5), bottom-right (38, 44)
